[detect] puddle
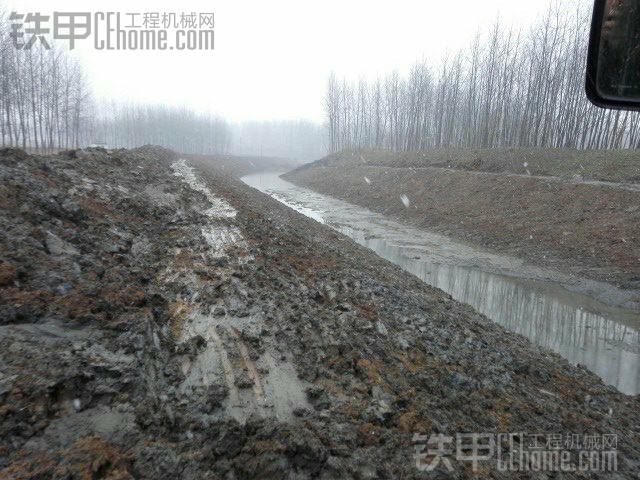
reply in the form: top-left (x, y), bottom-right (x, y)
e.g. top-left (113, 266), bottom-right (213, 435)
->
top-left (241, 171), bottom-right (640, 395)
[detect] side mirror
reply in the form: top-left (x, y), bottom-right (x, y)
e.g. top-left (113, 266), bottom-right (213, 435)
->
top-left (586, 0), bottom-right (640, 110)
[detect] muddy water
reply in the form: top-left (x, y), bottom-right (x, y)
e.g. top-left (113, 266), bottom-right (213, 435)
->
top-left (241, 171), bottom-right (640, 395)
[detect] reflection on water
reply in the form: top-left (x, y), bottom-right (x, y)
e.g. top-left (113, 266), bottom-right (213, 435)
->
top-left (346, 231), bottom-right (640, 396)
top-left (241, 171), bottom-right (640, 395)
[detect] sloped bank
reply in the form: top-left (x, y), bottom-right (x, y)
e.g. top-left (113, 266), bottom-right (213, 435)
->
top-left (0, 147), bottom-right (638, 479)
top-left (283, 153), bottom-right (640, 303)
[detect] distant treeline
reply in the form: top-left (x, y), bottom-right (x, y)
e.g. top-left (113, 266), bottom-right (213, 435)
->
top-left (94, 111), bottom-right (327, 159)
top-left (0, 5), bottom-right (232, 154)
top-left (0, 6), bottom-right (320, 158)
top-left (230, 120), bottom-right (326, 161)
top-left (326, 1), bottom-right (640, 153)
top-left (93, 103), bottom-right (232, 155)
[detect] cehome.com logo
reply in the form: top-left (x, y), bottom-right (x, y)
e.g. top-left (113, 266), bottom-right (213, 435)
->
top-left (413, 432), bottom-right (618, 472)
top-left (9, 11), bottom-right (215, 50)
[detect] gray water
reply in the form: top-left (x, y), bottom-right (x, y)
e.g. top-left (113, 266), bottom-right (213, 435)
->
top-left (241, 171), bottom-right (640, 395)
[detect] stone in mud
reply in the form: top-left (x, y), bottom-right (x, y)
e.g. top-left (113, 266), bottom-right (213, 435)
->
top-left (365, 399), bottom-right (393, 424)
top-left (450, 372), bottom-right (473, 390)
top-left (375, 321), bottom-right (388, 336)
top-left (45, 231), bottom-right (79, 256)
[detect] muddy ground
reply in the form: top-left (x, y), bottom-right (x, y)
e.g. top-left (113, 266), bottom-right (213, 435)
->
top-left (283, 151), bottom-right (640, 305)
top-left (0, 147), bottom-right (638, 479)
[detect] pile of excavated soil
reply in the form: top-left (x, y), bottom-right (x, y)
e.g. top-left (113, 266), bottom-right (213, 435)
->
top-left (315, 148), bottom-right (640, 184)
top-left (0, 147), bottom-right (638, 478)
top-left (284, 154), bottom-right (640, 299)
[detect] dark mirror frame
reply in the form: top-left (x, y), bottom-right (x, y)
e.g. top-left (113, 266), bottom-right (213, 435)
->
top-left (586, 0), bottom-right (640, 110)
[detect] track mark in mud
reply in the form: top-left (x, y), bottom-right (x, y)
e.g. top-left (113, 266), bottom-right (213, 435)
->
top-left (171, 159), bottom-right (237, 218)
top-left (166, 160), bottom-right (308, 422)
top-left (210, 326), bottom-right (240, 406)
top-left (178, 312), bottom-right (310, 423)
top-left (201, 226), bottom-right (251, 260)
top-left (228, 326), bottom-right (265, 401)
top-left (172, 159), bottom-right (253, 263)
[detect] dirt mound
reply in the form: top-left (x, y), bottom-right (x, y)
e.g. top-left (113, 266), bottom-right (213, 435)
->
top-left (310, 148), bottom-right (640, 184)
top-left (1, 147), bottom-right (638, 478)
top-left (284, 156), bottom-right (640, 302)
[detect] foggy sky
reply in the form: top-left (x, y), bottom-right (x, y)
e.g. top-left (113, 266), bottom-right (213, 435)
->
top-left (7, 0), bottom-right (557, 123)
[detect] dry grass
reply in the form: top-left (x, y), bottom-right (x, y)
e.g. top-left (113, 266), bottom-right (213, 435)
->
top-left (313, 148), bottom-right (640, 184)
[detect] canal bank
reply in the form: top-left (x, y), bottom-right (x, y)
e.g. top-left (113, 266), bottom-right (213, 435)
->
top-left (242, 171), bottom-right (640, 395)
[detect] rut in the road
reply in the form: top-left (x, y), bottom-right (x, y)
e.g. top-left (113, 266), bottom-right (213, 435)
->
top-left (170, 159), bottom-right (309, 423)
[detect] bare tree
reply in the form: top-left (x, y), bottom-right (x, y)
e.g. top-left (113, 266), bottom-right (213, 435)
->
top-left (325, 0), bottom-right (640, 153)
top-left (0, 5), bottom-right (93, 151)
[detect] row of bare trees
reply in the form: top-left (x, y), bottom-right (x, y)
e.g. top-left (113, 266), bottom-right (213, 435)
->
top-left (326, 1), bottom-right (640, 153)
top-left (93, 108), bottom-right (330, 158)
top-left (0, 8), bottom-right (91, 152)
top-left (0, 5), bottom-right (232, 155)
top-left (93, 103), bottom-right (232, 154)
top-left (0, 5), bottom-right (321, 159)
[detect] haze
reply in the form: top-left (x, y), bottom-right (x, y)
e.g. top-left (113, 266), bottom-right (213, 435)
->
top-left (5, 0), bottom-right (552, 122)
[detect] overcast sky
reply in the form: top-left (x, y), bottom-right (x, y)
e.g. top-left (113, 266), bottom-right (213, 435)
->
top-left (6, 0), bottom-right (555, 122)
